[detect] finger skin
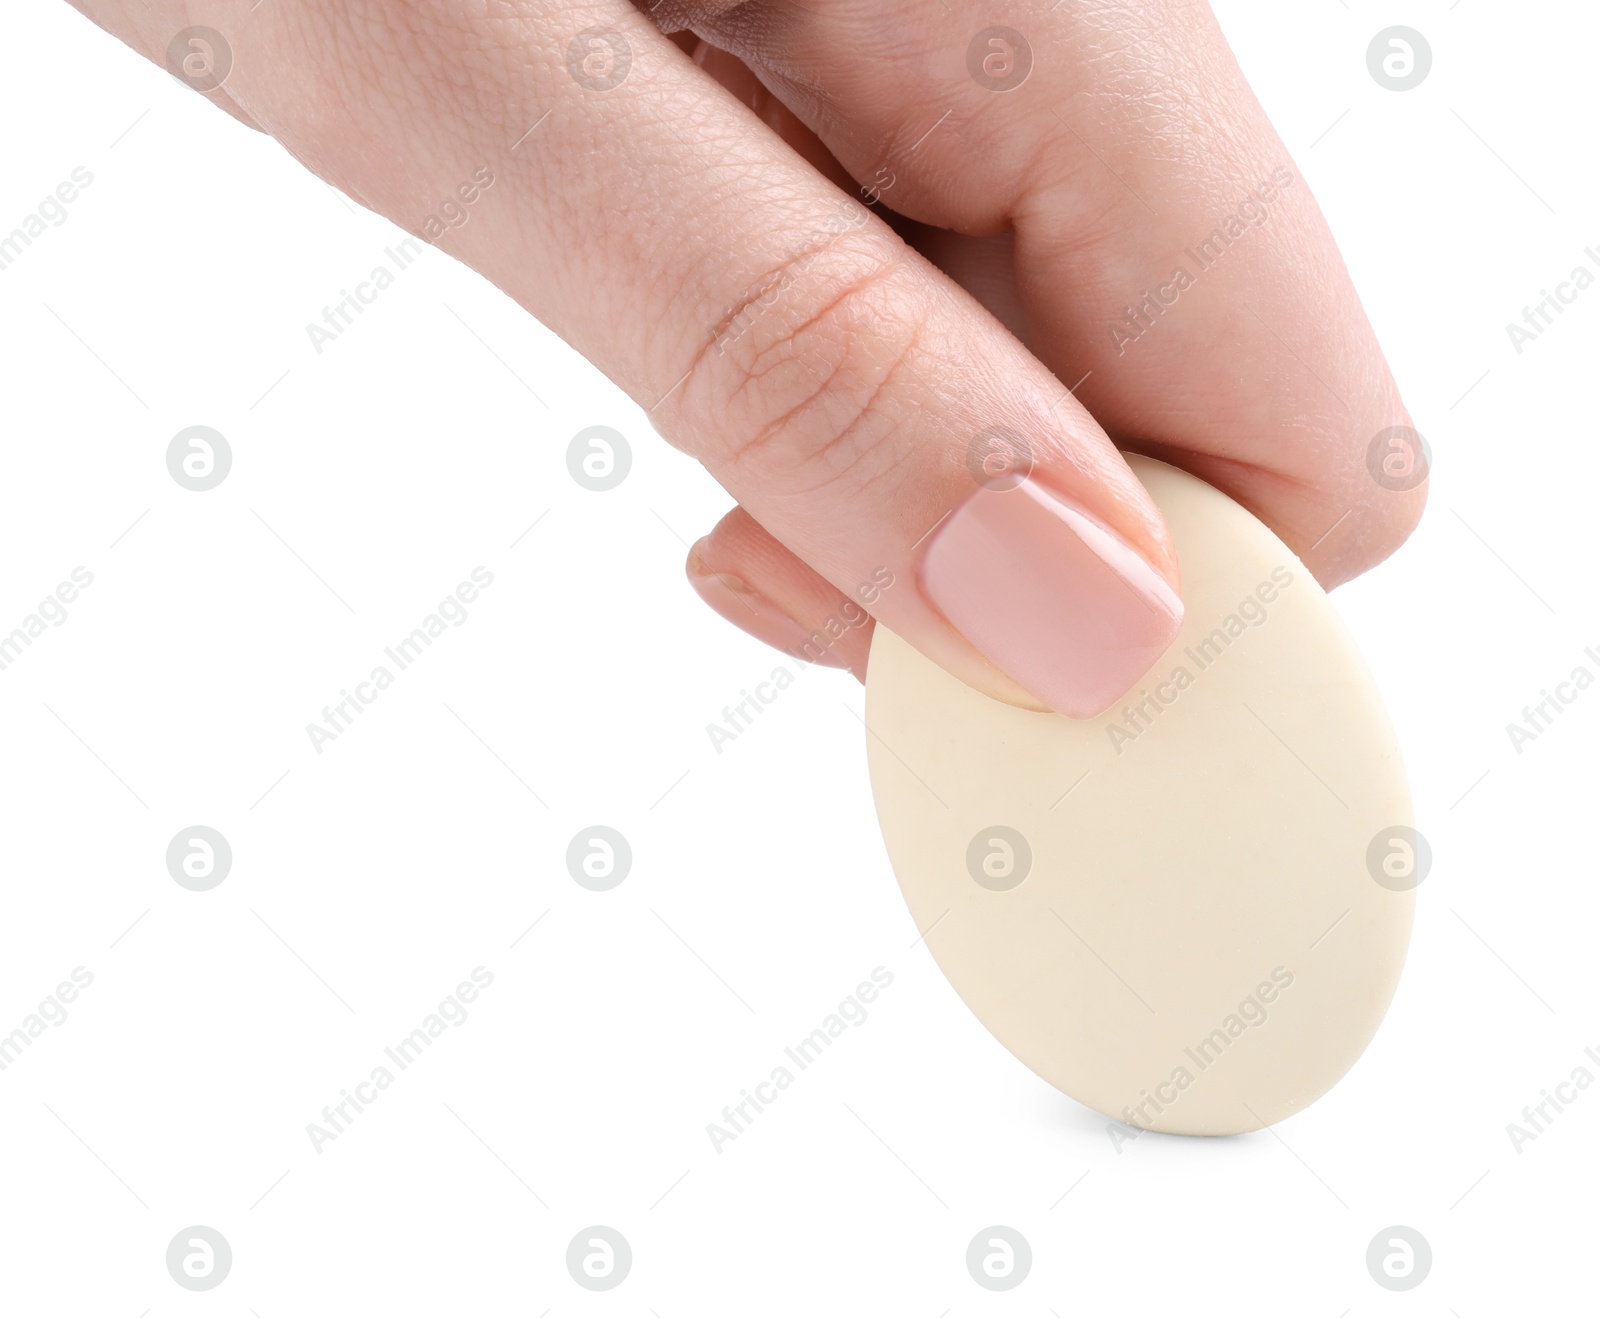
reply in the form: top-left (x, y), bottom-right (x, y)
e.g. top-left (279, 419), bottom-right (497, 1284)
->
top-left (688, 507), bottom-right (875, 678)
top-left (66, 0), bottom-right (1186, 716)
top-left (678, 0), bottom-right (1428, 586)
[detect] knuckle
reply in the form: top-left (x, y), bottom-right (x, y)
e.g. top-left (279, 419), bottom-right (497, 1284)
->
top-left (677, 229), bottom-right (928, 496)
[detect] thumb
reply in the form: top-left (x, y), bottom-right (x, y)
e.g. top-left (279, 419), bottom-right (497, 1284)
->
top-left (673, 221), bottom-right (1184, 720)
top-left (78, 0), bottom-right (1179, 718)
top-left (663, 52), bottom-right (1184, 718)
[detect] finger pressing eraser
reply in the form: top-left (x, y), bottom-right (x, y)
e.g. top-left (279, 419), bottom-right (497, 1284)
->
top-left (864, 456), bottom-right (1414, 1135)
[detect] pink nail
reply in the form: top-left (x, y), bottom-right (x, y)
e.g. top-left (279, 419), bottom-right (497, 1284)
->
top-left (917, 478), bottom-right (1183, 718)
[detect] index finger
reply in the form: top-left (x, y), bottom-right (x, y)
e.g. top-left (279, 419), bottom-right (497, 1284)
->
top-left (68, 0), bottom-right (1188, 717)
top-left (663, 0), bottom-right (1428, 585)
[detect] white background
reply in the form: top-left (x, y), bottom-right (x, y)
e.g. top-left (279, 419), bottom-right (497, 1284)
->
top-left (2, 1), bottom-right (1596, 1313)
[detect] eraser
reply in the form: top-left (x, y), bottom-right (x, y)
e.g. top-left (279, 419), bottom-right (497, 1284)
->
top-left (865, 456), bottom-right (1414, 1135)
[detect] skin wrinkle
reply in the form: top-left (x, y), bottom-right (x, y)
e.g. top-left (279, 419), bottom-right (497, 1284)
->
top-left (65, 0), bottom-right (1423, 701)
top-left (632, 1), bottom-right (1410, 596)
top-left (742, 343), bottom-right (919, 495)
top-left (762, 364), bottom-right (927, 503)
top-left (701, 205), bottom-right (878, 345)
top-left (626, 85), bottom-right (907, 403)
top-left (688, 241), bottom-right (925, 491)
top-left (617, 134), bottom-right (811, 395)
top-left (631, 159), bottom-right (790, 383)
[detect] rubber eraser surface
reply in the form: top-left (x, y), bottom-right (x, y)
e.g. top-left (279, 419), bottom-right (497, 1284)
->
top-left (864, 456), bottom-right (1414, 1135)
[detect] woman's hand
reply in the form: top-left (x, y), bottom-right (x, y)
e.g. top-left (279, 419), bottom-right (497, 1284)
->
top-left (67, 0), bottom-right (1425, 716)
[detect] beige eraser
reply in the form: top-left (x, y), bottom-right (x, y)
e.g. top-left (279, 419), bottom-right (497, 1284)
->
top-left (865, 456), bottom-right (1414, 1135)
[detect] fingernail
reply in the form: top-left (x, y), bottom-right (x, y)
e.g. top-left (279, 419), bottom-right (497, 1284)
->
top-left (917, 478), bottom-right (1183, 718)
top-left (687, 548), bottom-right (850, 669)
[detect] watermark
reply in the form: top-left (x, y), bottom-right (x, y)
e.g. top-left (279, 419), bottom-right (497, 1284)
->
top-left (1507, 249), bottom-right (1600, 354)
top-left (966, 825), bottom-right (1031, 891)
top-left (966, 1226), bottom-right (1031, 1290)
top-left (1110, 168), bottom-right (1296, 354)
top-left (796, 568), bottom-right (891, 661)
top-left (0, 967), bottom-right (94, 1075)
top-left (305, 567), bottom-right (495, 754)
top-left (860, 163), bottom-right (896, 207)
top-left (967, 28), bottom-right (1032, 92)
top-left (166, 1225), bottom-right (232, 1291)
top-left (1106, 566), bottom-right (1295, 755)
top-left (566, 425), bottom-right (631, 491)
top-left (1366, 28), bottom-right (1431, 92)
top-left (306, 243), bottom-right (423, 355)
top-left (1366, 825), bottom-right (1430, 892)
top-left (0, 566), bottom-right (94, 675)
top-left (1505, 1043), bottom-right (1600, 1153)
top-left (710, 200), bottom-right (871, 355)
top-left (1108, 966), bottom-right (1295, 1150)
top-left (566, 826), bottom-right (631, 891)
top-left (167, 425), bottom-right (232, 490)
top-left (1365, 425), bottom-right (1430, 491)
top-left (416, 167), bottom-right (496, 243)
top-left (1506, 643), bottom-right (1600, 754)
top-left (306, 169), bottom-right (496, 355)
top-left (0, 167), bottom-right (94, 276)
top-left (704, 568), bottom-right (893, 755)
top-left (307, 967), bottom-right (494, 1152)
top-left (567, 1226), bottom-right (631, 1289)
top-left (566, 29), bottom-right (631, 92)
top-left (166, 27), bottom-right (231, 93)
top-left (706, 967), bottom-right (894, 1152)
top-left (965, 425), bottom-right (1033, 491)
top-left (166, 826), bottom-right (233, 892)
top-left (1366, 1225), bottom-right (1431, 1291)
top-left (704, 665), bottom-right (799, 754)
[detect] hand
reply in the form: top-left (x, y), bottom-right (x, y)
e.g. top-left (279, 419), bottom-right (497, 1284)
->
top-left (68, 0), bottom-right (1425, 716)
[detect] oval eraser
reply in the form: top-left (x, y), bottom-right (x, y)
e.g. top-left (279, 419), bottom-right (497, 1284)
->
top-left (864, 455), bottom-right (1414, 1135)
